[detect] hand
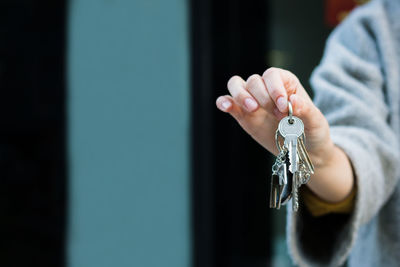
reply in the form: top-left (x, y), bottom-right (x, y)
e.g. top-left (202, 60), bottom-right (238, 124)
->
top-left (216, 67), bottom-right (334, 167)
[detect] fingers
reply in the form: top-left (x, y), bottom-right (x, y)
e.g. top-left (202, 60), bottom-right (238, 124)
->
top-left (245, 74), bottom-right (274, 111)
top-left (227, 76), bottom-right (259, 112)
top-left (218, 71), bottom-right (312, 123)
top-left (216, 95), bottom-right (243, 120)
top-left (262, 67), bottom-right (298, 113)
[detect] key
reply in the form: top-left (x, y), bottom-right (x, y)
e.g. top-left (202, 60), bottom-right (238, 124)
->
top-left (279, 152), bottom-right (293, 205)
top-left (270, 151), bottom-right (283, 208)
top-left (278, 116), bottom-right (304, 173)
top-left (298, 134), bottom-right (314, 174)
top-left (270, 148), bottom-right (288, 208)
top-left (278, 160), bottom-right (288, 186)
top-left (296, 134), bottom-right (313, 185)
top-left (275, 161), bottom-right (287, 209)
top-left (298, 160), bottom-right (310, 185)
top-left (278, 110), bottom-right (304, 211)
top-left (269, 173), bottom-right (280, 208)
top-left (269, 101), bottom-right (314, 211)
top-left (292, 172), bottom-right (299, 211)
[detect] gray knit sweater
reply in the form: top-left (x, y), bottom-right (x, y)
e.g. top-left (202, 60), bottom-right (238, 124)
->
top-left (287, 0), bottom-right (400, 266)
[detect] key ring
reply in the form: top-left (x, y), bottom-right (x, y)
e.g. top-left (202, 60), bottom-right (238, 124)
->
top-left (288, 101), bottom-right (294, 124)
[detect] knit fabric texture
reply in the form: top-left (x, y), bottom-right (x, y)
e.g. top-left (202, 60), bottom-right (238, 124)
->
top-left (287, 0), bottom-right (400, 266)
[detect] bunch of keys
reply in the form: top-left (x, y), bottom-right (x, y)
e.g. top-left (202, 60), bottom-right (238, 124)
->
top-left (269, 101), bottom-right (314, 211)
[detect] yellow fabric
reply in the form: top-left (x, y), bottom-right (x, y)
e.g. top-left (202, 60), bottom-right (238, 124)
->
top-left (301, 185), bottom-right (356, 217)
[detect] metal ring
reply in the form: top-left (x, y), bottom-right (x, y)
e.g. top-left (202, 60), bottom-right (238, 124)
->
top-left (288, 101), bottom-right (294, 124)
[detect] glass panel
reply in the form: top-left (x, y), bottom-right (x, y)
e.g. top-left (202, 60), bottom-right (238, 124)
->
top-left (67, 1), bottom-right (190, 267)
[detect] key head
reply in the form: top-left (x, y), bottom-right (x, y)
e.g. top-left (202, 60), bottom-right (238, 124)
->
top-left (278, 116), bottom-right (304, 138)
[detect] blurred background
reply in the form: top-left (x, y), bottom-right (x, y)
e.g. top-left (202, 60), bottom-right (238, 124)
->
top-left (0, 0), bottom-right (364, 266)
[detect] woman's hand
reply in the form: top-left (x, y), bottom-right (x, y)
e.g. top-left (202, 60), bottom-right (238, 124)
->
top-left (216, 67), bottom-right (355, 203)
top-left (216, 67), bottom-right (334, 167)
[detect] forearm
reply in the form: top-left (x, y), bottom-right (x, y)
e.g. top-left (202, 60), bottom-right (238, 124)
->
top-left (307, 144), bottom-right (355, 203)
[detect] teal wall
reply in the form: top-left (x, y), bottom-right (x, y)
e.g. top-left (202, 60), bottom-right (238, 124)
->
top-left (67, 1), bottom-right (190, 266)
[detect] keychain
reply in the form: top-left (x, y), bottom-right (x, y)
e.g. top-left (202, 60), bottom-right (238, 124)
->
top-left (269, 101), bottom-right (314, 211)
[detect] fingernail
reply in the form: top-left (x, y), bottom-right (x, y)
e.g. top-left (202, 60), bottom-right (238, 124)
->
top-left (276, 96), bottom-right (287, 112)
top-left (222, 101), bottom-right (231, 110)
top-left (244, 98), bottom-right (258, 111)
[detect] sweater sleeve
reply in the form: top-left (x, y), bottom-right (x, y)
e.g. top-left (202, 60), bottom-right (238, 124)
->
top-left (287, 1), bottom-right (400, 266)
top-left (301, 185), bottom-right (356, 217)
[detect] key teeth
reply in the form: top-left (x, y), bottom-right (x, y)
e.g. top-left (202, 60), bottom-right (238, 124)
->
top-left (288, 142), bottom-right (294, 173)
top-left (287, 138), bottom-right (298, 174)
top-left (288, 145), bottom-right (292, 172)
top-left (290, 153), bottom-right (296, 173)
top-left (291, 171), bottom-right (299, 212)
top-left (293, 201), bottom-right (299, 212)
top-left (292, 188), bottom-right (299, 211)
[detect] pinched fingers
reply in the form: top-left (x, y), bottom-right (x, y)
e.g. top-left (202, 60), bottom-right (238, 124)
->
top-left (217, 71), bottom-right (315, 127)
top-left (216, 95), bottom-right (243, 120)
top-left (262, 67), bottom-right (300, 113)
top-left (227, 75), bottom-right (259, 113)
top-left (245, 74), bottom-right (275, 112)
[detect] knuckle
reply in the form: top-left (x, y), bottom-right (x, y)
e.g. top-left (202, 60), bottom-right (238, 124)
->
top-left (236, 92), bottom-right (247, 101)
top-left (246, 74), bottom-right (262, 88)
top-left (269, 88), bottom-right (284, 102)
top-left (285, 69), bottom-right (295, 77)
top-left (256, 97), bottom-right (270, 108)
top-left (268, 85), bottom-right (279, 95)
top-left (262, 67), bottom-right (278, 78)
top-left (227, 75), bottom-right (241, 88)
top-left (284, 69), bottom-right (299, 83)
top-left (246, 74), bottom-right (261, 83)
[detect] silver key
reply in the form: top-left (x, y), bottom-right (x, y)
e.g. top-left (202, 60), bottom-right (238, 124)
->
top-left (279, 160), bottom-right (287, 185)
top-left (270, 149), bottom-right (287, 208)
top-left (275, 161), bottom-right (287, 209)
top-left (298, 134), bottom-right (314, 174)
top-left (278, 102), bottom-right (304, 211)
top-left (296, 134), bottom-right (313, 185)
top-left (279, 152), bottom-right (293, 206)
top-left (292, 172), bottom-right (299, 211)
top-left (269, 173), bottom-right (280, 208)
top-left (278, 116), bottom-right (304, 173)
top-left (270, 101), bottom-right (314, 212)
top-left (298, 160), bottom-right (310, 185)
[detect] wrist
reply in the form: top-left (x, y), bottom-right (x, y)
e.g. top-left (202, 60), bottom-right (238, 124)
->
top-left (309, 139), bottom-right (337, 169)
top-left (306, 142), bottom-right (355, 203)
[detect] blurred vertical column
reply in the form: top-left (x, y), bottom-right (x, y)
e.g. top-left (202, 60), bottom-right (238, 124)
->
top-left (191, 0), bottom-right (272, 267)
top-left (0, 1), bottom-right (67, 266)
top-left (67, 1), bottom-right (190, 267)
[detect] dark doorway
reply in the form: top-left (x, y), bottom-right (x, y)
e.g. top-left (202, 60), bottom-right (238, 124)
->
top-left (0, 1), bottom-right (67, 266)
top-left (191, 1), bottom-right (273, 267)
